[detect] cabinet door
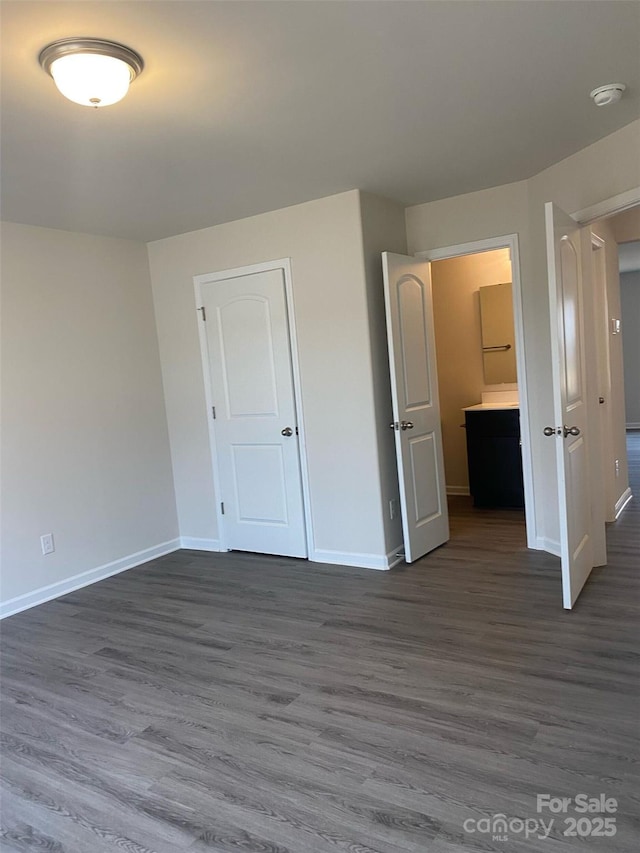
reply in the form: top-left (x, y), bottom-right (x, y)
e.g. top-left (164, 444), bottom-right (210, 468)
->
top-left (465, 411), bottom-right (524, 508)
top-left (467, 435), bottom-right (524, 508)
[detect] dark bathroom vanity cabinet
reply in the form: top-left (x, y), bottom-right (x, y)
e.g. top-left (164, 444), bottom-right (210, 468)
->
top-left (463, 405), bottom-right (525, 509)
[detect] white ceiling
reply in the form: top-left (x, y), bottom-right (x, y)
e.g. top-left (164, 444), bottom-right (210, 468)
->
top-left (2, 1), bottom-right (639, 242)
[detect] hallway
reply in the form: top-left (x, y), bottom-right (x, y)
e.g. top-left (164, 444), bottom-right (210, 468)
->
top-left (598, 430), bottom-right (639, 596)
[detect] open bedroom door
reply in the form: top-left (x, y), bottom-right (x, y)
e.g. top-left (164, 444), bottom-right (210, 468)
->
top-left (545, 202), bottom-right (605, 608)
top-left (382, 252), bottom-right (449, 563)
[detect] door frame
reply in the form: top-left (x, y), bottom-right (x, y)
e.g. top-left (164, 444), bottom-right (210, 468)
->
top-left (193, 258), bottom-right (315, 557)
top-left (416, 233), bottom-right (538, 550)
top-left (573, 188), bottom-right (639, 526)
top-left (572, 187), bottom-right (640, 225)
top-left (589, 232), bottom-right (616, 522)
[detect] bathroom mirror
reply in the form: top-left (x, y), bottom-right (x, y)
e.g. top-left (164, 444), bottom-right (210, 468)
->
top-left (479, 282), bottom-right (517, 384)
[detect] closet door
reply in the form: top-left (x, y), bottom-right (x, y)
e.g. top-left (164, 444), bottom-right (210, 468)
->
top-left (199, 268), bottom-right (307, 558)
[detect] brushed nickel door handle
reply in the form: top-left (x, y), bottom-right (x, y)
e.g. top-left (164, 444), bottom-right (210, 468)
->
top-left (281, 427), bottom-right (293, 437)
top-left (563, 425), bottom-right (580, 437)
top-left (401, 421), bottom-right (414, 431)
top-left (543, 427), bottom-right (559, 436)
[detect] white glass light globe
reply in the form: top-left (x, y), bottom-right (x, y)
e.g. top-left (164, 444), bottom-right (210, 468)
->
top-left (50, 53), bottom-right (133, 107)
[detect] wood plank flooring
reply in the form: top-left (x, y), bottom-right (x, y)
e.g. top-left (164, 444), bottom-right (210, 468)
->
top-left (1, 436), bottom-right (639, 852)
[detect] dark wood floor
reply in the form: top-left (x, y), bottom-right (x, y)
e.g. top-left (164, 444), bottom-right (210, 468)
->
top-left (1, 437), bottom-right (639, 852)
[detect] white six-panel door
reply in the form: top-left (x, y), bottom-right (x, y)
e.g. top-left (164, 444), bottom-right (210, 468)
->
top-left (382, 252), bottom-right (450, 562)
top-left (200, 268), bottom-right (307, 558)
top-left (545, 202), bottom-right (599, 608)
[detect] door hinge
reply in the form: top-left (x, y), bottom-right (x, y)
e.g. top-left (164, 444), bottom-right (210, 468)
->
top-left (199, 306), bottom-right (206, 321)
top-left (220, 502), bottom-right (225, 515)
top-left (212, 406), bottom-right (216, 419)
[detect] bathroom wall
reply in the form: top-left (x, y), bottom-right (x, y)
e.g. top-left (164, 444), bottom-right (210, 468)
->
top-left (431, 248), bottom-right (514, 492)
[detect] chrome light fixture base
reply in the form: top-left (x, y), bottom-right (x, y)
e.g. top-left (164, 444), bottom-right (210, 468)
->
top-left (39, 38), bottom-right (144, 81)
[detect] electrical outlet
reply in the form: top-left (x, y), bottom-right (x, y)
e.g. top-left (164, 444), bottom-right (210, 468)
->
top-left (389, 498), bottom-right (399, 520)
top-left (40, 533), bottom-right (55, 555)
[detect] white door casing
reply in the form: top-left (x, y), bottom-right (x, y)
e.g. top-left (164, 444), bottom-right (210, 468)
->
top-left (197, 266), bottom-right (308, 558)
top-left (382, 252), bottom-right (450, 562)
top-left (581, 233), bottom-right (607, 568)
top-left (590, 234), bottom-right (615, 522)
top-left (545, 202), bottom-right (600, 608)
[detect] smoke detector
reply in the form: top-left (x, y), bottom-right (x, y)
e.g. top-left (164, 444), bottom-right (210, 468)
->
top-left (590, 83), bottom-right (626, 106)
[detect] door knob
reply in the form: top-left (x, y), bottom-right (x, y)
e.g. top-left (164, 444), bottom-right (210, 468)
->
top-left (599, 397), bottom-right (605, 404)
top-left (543, 427), bottom-right (560, 436)
top-left (563, 425), bottom-right (580, 437)
top-left (281, 427), bottom-right (293, 437)
top-left (401, 421), bottom-right (414, 431)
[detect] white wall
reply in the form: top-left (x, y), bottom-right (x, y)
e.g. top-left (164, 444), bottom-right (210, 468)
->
top-left (1, 222), bottom-right (178, 612)
top-left (4, 121), bottom-right (638, 612)
top-left (620, 270), bottom-right (640, 427)
top-left (406, 119), bottom-right (640, 552)
top-left (431, 250), bottom-right (513, 492)
top-left (527, 122), bottom-right (639, 543)
top-left (405, 179), bottom-right (544, 533)
top-left (589, 218), bottom-right (630, 514)
top-left (358, 192), bottom-right (407, 554)
top-left (147, 190), bottom-right (394, 567)
top-left (608, 208), bottom-right (640, 244)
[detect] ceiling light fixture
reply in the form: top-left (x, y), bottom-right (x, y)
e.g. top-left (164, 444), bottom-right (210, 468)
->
top-left (589, 83), bottom-right (626, 107)
top-left (39, 38), bottom-right (144, 108)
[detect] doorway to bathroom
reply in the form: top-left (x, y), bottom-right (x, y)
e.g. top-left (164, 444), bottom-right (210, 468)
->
top-left (428, 243), bottom-right (530, 553)
top-left (382, 233), bottom-right (536, 565)
top-left (417, 235), bottom-right (535, 549)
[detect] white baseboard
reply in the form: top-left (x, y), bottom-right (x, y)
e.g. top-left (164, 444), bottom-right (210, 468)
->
top-left (626, 423), bottom-right (640, 431)
top-left (311, 548), bottom-right (394, 571)
top-left (0, 538), bottom-right (182, 620)
top-left (535, 537), bottom-right (561, 558)
top-left (179, 537), bottom-right (222, 552)
top-left (182, 540), bottom-right (400, 569)
top-left (446, 485), bottom-right (470, 496)
top-left (387, 546), bottom-right (406, 569)
top-left (615, 488), bottom-right (633, 519)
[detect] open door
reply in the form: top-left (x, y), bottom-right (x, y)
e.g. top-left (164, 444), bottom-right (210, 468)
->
top-left (382, 252), bottom-right (449, 562)
top-left (545, 202), bottom-right (604, 608)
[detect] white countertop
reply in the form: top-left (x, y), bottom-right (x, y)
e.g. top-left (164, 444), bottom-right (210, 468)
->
top-left (463, 403), bottom-right (519, 411)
